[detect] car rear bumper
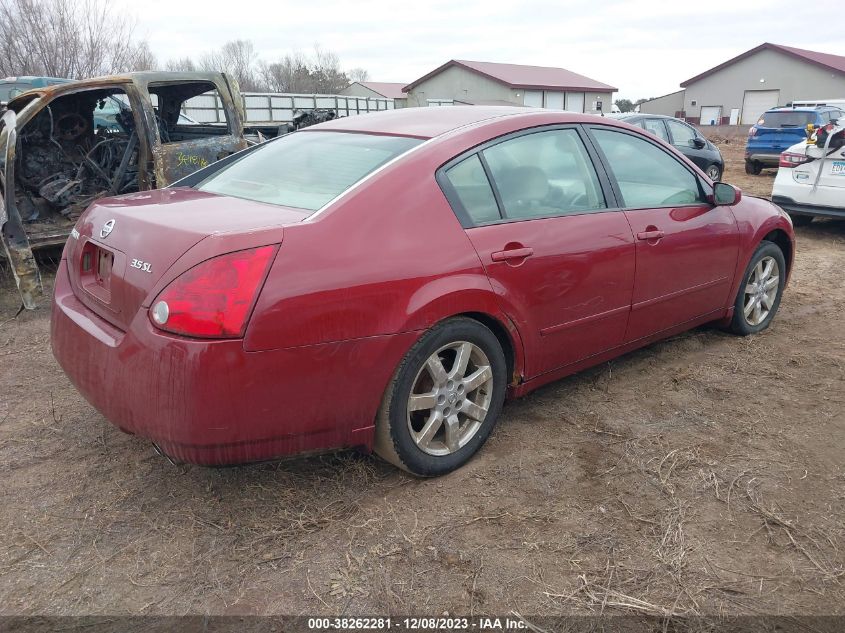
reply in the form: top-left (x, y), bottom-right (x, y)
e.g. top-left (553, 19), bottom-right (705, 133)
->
top-left (747, 153), bottom-right (780, 165)
top-left (51, 260), bottom-right (417, 465)
top-left (771, 195), bottom-right (845, 219)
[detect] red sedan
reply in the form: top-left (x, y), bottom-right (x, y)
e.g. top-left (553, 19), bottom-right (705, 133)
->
top-left (51, 107), bottom-right (795, 476)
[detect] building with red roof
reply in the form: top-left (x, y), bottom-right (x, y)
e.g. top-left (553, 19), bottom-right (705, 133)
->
top-left (642, 43), bottom-right (845, 126)
top-left (341, 81), bottom-right (409, 107)
top-left (402, 59), bottom-right (616, 114)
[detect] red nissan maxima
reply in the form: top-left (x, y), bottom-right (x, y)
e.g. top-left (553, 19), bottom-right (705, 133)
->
top-left (51, 107), bottom-right (795, 476)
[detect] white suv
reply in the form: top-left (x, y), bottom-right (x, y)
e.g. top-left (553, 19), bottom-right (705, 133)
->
top-left (772, 123), bottom-right (845, 226)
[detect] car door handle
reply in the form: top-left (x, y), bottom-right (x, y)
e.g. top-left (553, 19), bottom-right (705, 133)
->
top-left (491, 247), bottom-right (534, 262)
top-left (636, 229), bottom-right (665, 241)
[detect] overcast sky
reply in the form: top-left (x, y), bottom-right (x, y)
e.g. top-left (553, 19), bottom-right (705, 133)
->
top-left (114, 0), bottom-right (843, 100)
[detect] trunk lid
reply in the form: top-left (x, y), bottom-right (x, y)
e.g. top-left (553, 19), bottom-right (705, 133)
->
top-left (66, 187), bottom-right (308, 331)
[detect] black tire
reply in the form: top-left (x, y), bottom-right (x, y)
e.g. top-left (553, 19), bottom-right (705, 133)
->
top-left (706, 163), bottom-right (722, 181)
top-left (374, 317), bottom-right (507, 476)
top-left (788, 213), bottom-right (814, 227)
top-left (745, 160), bottom-right (763, 175)
top-left (728, 241), bottom-right (786, 336)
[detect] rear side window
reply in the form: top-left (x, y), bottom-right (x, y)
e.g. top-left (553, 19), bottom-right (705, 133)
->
top-left (197, 131), bottom-right (421, 212)
top-left (758, 111), bottom-right (816, 128)
top-left (443, 155), bottom-right (500, 224)
top-left (592, 129), bottom-right (705, 208)
top-left (643, 119), bottom-right (669, 142)
top-left (481, 129), bottom-right (605, 220)
top-left (149, 81), bottom-right (233, 143)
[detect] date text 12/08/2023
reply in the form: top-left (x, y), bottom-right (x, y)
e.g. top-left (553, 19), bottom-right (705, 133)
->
top-left (306, 617), bottom-right (528, 630)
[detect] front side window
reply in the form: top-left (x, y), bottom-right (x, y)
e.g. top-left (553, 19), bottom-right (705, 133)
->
top-left (666, 119), bottom-right (697, 147)
top-left (197, 131), bottom-right (421, 212)
top-left (592, 128), bottom-right (705, 208)
top-left (480, 129), bottom-right (606, 220)
top-left (643, 119), bottom-right (669, 142)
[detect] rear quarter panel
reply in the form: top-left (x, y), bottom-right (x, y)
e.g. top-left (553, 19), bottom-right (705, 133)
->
top-left (243, 142), bottom-right (503, 352)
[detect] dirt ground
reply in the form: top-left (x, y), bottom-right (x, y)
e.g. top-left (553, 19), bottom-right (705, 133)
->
top-left (1, 135), bottom-right (844, 620)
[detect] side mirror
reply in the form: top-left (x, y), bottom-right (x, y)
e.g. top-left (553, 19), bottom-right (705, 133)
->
top-left (713, 182), bottom-right (741, 206)
top-left (692, 137), bottom-right (706, 149)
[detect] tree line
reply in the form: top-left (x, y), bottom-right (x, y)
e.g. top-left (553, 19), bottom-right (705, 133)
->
top-left (614, 98), bottom-right (652, 113)
top-left (0, 0), bottom-right (368, 94)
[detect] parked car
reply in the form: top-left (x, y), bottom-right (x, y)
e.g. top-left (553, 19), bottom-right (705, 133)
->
top-left (771, 120), bottom-right (845, 225)
top-left (607, 113), bottom-right (724, 181)
top-left (745, 105), bottom-right (843, 175)
top-left (0, 76), bottom-right (72, 105)
top-left (50, 107), bottom-right (795, 476)
top-left (0, 72), bottom-right (249, 310)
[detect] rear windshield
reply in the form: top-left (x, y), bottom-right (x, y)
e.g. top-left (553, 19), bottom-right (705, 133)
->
top-left (196, 131), bottom-right (422, 212)
top-left (757, 111), bottom-right (816, 129)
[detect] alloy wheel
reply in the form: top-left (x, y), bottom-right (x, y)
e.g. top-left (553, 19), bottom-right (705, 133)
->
top-left (406, 341), bottom-right (494, 456)
top-left (706, 165), bottom-right (721, 181)
top-left (743, 256), bottom-right (780, 326)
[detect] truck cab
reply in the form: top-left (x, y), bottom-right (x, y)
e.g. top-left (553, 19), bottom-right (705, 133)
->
top-left (0, 72), bottom-right (248, 308)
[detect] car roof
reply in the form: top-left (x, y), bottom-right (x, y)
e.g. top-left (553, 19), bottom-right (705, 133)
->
top-left (767, 106), bottom-right (833, 113)
top-left (306, 106), bottom-right (550, 139)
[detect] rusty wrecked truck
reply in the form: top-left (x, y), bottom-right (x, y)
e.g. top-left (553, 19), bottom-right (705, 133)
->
top-left (0, 72), bottom-right (251, 309)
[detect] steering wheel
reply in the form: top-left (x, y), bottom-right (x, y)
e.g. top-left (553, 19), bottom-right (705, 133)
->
top-left (56, 112), bottom-right (89, 141)
top-left (568, 192), bottom-right (590, 209)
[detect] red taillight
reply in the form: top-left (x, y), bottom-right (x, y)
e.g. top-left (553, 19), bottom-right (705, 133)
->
top-left (779, 152), bottom-right (810, 168)
top-left (149, 245), bottom-right (277, 338)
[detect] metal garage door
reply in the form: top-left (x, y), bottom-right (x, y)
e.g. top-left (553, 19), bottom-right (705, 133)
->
top-left (699, 106), bottom-right (722, 126)
top-left (524, 90), bottom-right (543, 107)
top-left (565, 92), bottom-right (585, 113)
top-left (741, 90), bottom-right (779, 125)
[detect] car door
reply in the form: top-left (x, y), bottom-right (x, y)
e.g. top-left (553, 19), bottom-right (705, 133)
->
top-left (587, 126), bottom-right (740, 342)
top-left (142, 76), bottom-right (248, 187)
top-left (806, 126), bottom-right (845, 204)
top-left (438, 126), bottom-right (636, 378)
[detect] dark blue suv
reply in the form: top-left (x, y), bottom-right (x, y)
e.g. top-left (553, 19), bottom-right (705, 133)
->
top-left (745, 106), bottom-right (843, 174)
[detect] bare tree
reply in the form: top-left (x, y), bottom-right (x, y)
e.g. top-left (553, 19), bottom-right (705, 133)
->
top-left (309, 45), bottom-right (349, 93)
top-left (131, 41), bottom-right (158, 72)
top-left (347, 68), bottom-right (370, 83)
top-left (257, 47), bottom-right (351, 94)
top-left (165, 57), bottom-right (197, 72)
top-left (166, 42), bottom-right (368, 94)
top-left (199, 39), bottom-right (263, 91)
top-left (0, 0), bottom-right (154, 78)
top-left (258, 52), bottom-right (312, 93)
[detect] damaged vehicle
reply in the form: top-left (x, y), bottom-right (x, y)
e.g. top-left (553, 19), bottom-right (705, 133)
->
top-left (0, 72), bottom-right (247, 309)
